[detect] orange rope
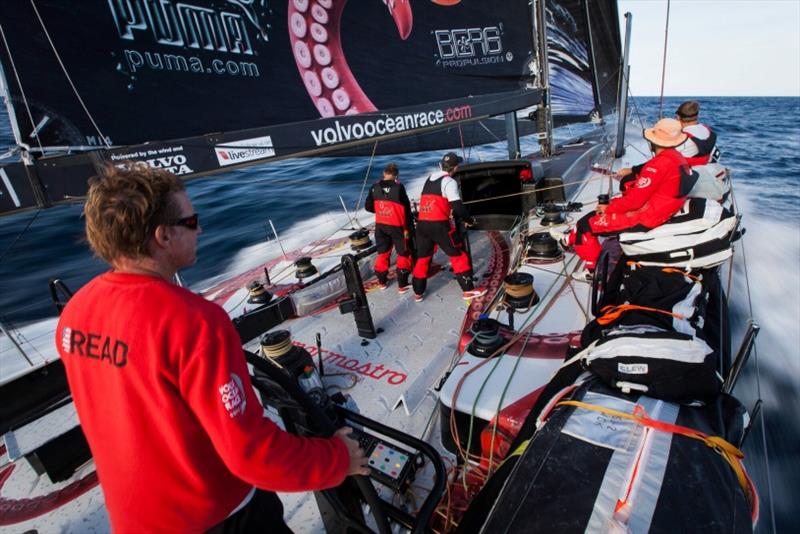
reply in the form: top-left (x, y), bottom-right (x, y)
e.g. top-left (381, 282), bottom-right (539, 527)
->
top-left (626, 261), bottom-right (703, 283)
top-left (596, 303), bottom-right (684, 325)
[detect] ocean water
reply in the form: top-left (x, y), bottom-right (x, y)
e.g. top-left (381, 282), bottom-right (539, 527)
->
top-left (1, 97), bottom-right (798, 532)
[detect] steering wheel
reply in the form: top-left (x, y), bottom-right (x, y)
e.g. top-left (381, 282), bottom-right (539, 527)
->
top-left (245, 350), bottom-right (402, 534)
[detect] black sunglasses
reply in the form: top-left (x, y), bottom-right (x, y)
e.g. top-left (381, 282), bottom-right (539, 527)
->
top-left (170, 213), bottom-right (199, 230)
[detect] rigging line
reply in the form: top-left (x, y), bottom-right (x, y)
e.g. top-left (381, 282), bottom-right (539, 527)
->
top-left (456, 252), bottom-right (578, 484)
top-left (261, 218), bottom-right (355, 284)
top-left (0, 208), bottom-right (40, 264)
top-left (658, 0), bottom-right (672, 118)
top-left (567, 276), bottom-right (589, 322)
top-left (485, 329), bottom-right (531, 476)
top-left (354, 140), bottom-right (379, 213)
top-left (476, 120), bottom-right (503, 144)
top-left (0, 24), bottom-right (45, 154)
top-left (29, 0), bottom-right (110, 148)
top-left (612, 66), bottom-right (647, 160)
top-left (461, 174), bottom-right (605, 205)
top-left (449, 248), bottom-right (577, 464)
top-left (729, 179), bottom-right (777, 533)
top-left (625, 82), bottom-right (648, 132)
top-left (10, 325), bottom-right (46, 360)
top-left (625, 140), bottom-right (650, 159)
top-left (249, 174), bottom-right (397, 188)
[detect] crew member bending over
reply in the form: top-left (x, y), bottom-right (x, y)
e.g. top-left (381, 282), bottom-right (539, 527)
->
top-left (554, 118), bottom-right (696, 280)
top-left (412, 152), bottom-right (487, 301)
top-left (365, 162), bottom-right (414, 293)
top-left (56, 164), bottom-right (368, 533)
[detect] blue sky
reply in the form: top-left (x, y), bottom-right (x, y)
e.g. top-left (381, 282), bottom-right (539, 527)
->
top-left (617, 0), bottom-right (800, 96)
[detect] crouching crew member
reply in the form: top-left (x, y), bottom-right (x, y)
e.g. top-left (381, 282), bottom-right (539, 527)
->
top-left (412, 152), bottom-right (487, 301)
top-left (365, 162), bottom-right (414, 293)
top-left (57, 164), bottom-right (369, 533)
top-left (554, 118), bottom-right (696, 280)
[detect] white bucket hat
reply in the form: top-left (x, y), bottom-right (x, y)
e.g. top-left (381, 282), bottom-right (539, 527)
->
top-left (643, 118), bottom-right (688, 148)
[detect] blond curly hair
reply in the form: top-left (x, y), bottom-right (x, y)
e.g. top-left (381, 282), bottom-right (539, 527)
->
top-left (84, 162), bottom-right (185, 263)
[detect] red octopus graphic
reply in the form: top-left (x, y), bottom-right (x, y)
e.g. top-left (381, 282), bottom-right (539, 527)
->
top-left (288, 0), bottom-right (414, 117)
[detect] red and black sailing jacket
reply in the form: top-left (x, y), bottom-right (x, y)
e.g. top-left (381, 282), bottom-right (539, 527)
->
top-left (592, 148), bottom-right (695, 232)
top-left (684, 124), bottom-right (719, 166)
top-left (418, 175), bottom-right (451, 222)
top-left (365, 180), bottom-right (411, 228)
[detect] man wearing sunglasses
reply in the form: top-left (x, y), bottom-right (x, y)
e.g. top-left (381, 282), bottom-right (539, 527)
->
top-left (55, 163), bottom-right (369, 533)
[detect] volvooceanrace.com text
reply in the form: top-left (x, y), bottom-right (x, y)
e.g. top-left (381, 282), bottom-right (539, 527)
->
top-left (310, 106), bottom-right (473, 146)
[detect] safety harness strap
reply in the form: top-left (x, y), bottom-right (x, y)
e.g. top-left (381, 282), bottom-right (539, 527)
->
top-left (557, 400), bottom-right (758, 519)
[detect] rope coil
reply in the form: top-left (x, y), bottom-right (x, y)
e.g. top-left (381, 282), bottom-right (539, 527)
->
top-left (504, 281), bottom-right (534, 299)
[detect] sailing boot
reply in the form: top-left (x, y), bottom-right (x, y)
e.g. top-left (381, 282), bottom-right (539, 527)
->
top-left (397, 269), bottom-right (411, 294)
top-left (376, 271), bottom-right (389, 290)
top-left (571, 269), bottom-right (594, 282)
top-left (457, 273), bottom-right (487, 300)
top-left (412, 276), bottom-right (427, 302)
top-left (549, 227), bottom-right (574, 249)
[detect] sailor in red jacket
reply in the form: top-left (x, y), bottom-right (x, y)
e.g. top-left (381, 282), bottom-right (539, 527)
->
top-left (412, 152), bottom-right (487, 301)
top-left (56, 164), bottom-right (368, 533)
top-left (617, 100), bottom-right (719, 190)
top-left (554, 118), bottom-right (696, 280)
top-left (365, 162), bottom-right (414, 293)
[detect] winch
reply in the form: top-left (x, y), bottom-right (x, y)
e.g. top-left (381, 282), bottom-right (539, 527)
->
top-left (503, 272), bottom-right (539, 310)
top-left (349, 229), bottom-right (372, 251)
top-left (466, 316), bottom-right (506, 358)
top-left (246, 280), bottom-right (273, 305)
top-left (259, 330), bottom-right (314, 378)
top-left (525, 232), bottom-right (562, 261)
top-left (539, 204), bottom-right (566, 226)
top-left (294, 256), bottom-right (318, 279)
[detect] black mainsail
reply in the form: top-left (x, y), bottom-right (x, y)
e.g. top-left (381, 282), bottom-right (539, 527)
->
top-left (0, 0), bottom-right (620, 216)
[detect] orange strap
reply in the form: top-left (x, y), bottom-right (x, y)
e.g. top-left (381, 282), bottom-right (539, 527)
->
top-left (557, 400), bottom-right (758, 519)
top-left (597, 304), bottom-right (684, 325)
top-left (627, 261), bottom-right (702, 282)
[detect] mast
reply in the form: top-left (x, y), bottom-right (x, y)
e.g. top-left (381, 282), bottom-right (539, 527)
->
top-left (534, 0), bottom-right (553, 158)
top-left (614, 12), bottom-right (633, 158)
top-left (505, 112), bottom-right (520, 160)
